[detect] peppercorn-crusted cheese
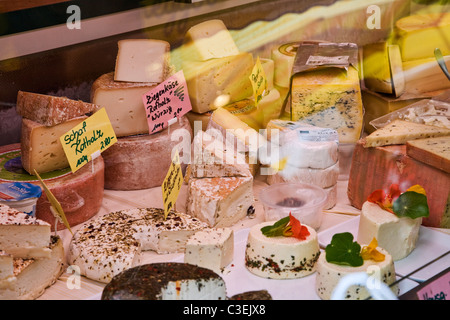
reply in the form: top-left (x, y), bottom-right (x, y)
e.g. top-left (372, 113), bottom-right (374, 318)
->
top-left (245, 221), bottom-right (320, 279)
top-left (0, 204), bottom-right (52, 259)
top-left (68, 208), bottom-right (208, 283)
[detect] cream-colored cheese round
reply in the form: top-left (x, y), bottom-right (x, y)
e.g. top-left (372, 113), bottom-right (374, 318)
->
top-left (245, 221), bottom-right (320, 279)
top-left (315, 246), bottom-right (398, 300)
top-left (357, 201), bottom-right (421, 261)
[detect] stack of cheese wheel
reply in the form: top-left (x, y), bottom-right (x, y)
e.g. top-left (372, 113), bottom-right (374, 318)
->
top-left (3, 92), bottom-right (105, 230)
top-left (265, 120), bottom-right (339, 209)
top-left (90, 39), bottom-right (192, 190)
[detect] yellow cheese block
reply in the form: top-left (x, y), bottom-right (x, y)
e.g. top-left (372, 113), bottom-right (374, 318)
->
top-left (183, 52), bottom-right (254, 114)
top-left (290, 66), bottom-right (363, 143)
top-left (222, 99), bottom-right (263, 131)
top-left (20, 117), bottom-right (87, 174)
top-left (394, 12), bottom-right (450, 61)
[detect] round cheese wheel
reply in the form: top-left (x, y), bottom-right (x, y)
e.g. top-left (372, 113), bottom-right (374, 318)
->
top-left (0, 144), bottom-right (104, 230)
top-left (102, 116), bottom-right (192, 190)
top-left (272, 42), bottom-right (299, 88)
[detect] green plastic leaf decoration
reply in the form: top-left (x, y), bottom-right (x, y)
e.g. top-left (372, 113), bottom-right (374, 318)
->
top-left (392, 191), bottom-right (429, 219)
top-left (261, 216), bottom-right (290, 237)
top-left (325, 232), bottom-right (363, 267)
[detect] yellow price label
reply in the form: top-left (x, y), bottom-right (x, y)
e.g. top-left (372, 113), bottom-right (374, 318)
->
top-left (60, 108), bottom-right (117, 173)
top-left (162, 149), bottom-right (183, 219)
top-left (249, 56), bottom-right (268, 106)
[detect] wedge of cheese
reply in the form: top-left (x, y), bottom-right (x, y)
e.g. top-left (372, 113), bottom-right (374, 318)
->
top-left (20, 117), bottom-right (87, 174)
top-left (406, 136), bottom-right (450, 173)
top-left (114, 39), bottom-right (170, 83)
top-left (16, 91), bottom-right (99, 126)
top-left (182, 52), bottom-right (254, 113)
top-left (394, 12), bottom-right (450, 61)
top-left (186, 176), bottom-right (254, 228)
top-left (91, 72), bottom-right (157, 137)
top-left (290, 66), bottom-right (364, 143)
top-left (184, 228), bottom-right (234, 274)
top-left (183, 19), bottom-right (240, 61)
top-left (363, 119), bottom-right (450, 148)
top-left (0, 251), bottom-right (15, 290)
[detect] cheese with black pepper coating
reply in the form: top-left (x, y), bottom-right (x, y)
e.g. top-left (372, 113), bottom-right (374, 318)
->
top-left (245, 221), bottom-right (320, 279)
top-left (68, 208), bottom-right (208, 283)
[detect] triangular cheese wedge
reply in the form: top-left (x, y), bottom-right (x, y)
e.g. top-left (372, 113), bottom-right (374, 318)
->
top-left (364, 119), bottom-right (450, 147)
top-left (189, 130), bottom-right (252, 179)
top-left (406, 136), bottom-right (450, 173)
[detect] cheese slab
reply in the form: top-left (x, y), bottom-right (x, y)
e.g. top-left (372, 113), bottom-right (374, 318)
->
top-left (0, 251), bottom-right (15, 290)
top-left (406, 136), bottom-right (450, 173)
top-left (0, 236), bottom-right (65, 300)
top-left (16, 91), bottom-right (100, 126)
top-left (90, 72), bottom-right (158, 137)
top-left (101, 116), bottom-right (191, 190)
top-left (348, 140), bottom-right (450, 228)
top-left (182, 52), bottom-right (254, 113)
top-left (363, 119), bottom-right (450, 148)
top-left (183, 19), bottom-right (240, 61)
top-left (20, 117), bottom-right (87, 175)
top-left (114, 39), bottom-right (170, 83)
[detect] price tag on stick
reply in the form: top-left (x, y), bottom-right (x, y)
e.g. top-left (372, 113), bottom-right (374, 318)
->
top-left (162, 149), bottom-right (183, 220)
top-left (143, 70), bottom-right (192, 134)
top-left (60, 108), bottom-right (117, 173)
top-left (249, 56), bottom-right (268, 107)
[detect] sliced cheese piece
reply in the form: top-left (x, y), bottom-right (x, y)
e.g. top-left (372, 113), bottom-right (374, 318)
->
top-left (182, 52), bottom-right (254, 113)
top-left (388, 44), bottom-right (405, 97)
top-left (186, 176), bottom-right (253, 228)
top-left (20, 116), bottom-right (87, 175)
top-left (406, 136), bottom-right (450, 173)
top-left (114, 39), bottom-right (170, 83)
top-left (245, 221), bottom-right (320, 279)
top-left (101, 116), bottom-right (191, 190)
top-left (90, 72), bottom-right (157, 137)
top-left (358, 201), bottom-right (421, 261)
top-left (267, 161), bottom-right (339, 188)
top-left (69, 209), bottom-right (208, 283)
top-left (222, 98), bottom-right (263, 130)
top-left (0, 251), bottom-right (15, 290)
top-left (102, 263), bottom-right (227, 300)
top-left (16, 91), bottom-right (99, 126)
top-left (363, 119), bottom-right (450, 148)
top-left (290, 66), bottom-right (364, 143)
top-left (394, 12), bottom-right (450, 61)
top-left (183, 19), bottom-right (240, 61)
top-left (257, 88), bottom-right (283, 128)
top-left (315, 246), bottom-right (398, 300)
top-left (190, 130), bottom-right (251, 179)
top-left (261, 58), bottom-right (275, 91)
top-left (0, 204), bottom-right (51, 259)
top-left (0, 236), bottom-right (65, 300)
top-left (184, 228), bottom-right (234, 274)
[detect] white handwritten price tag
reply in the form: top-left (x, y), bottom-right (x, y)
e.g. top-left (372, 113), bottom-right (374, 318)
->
top-left (60, 108), bottom-right (117, 173)
top-left (143, 70), bottom-right (192, 134)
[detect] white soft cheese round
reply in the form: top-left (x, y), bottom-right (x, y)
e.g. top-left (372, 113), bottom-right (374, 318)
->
top-left (315, 246), bottom-right (398, 300)
top-left (245, 221), bottom-right (320, 279)
top-left (357, 201), bottom-right (421, 261)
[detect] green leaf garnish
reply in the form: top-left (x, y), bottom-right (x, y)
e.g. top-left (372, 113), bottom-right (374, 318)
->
top-left (393, 191), bottom-right (429, 219)
top-left (261, 216), bottom-right (290, 237)
top-left (325, 232), bottom-right (363, 267)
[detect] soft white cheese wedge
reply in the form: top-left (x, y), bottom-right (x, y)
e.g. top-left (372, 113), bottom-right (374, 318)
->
top-left (0, 251), bottom-right (16, 290)
top-left (184, 228), bottom-right (234, 274)
top-left (357, 201), bottom-right (421, 261)
top-left (315, 247), bottom-right (398, 300)
top-left (245, 221), bottom-right (320, 279)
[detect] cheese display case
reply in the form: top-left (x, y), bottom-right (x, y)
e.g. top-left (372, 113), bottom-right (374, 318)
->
top-left (0, 0), bottom-right (449, 302)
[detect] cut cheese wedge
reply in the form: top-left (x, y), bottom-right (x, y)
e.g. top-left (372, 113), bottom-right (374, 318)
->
top-left (406, 136), bottom-right (450, 173)
top-left (388, 44), bottom-right (405, 97)
top-left (0, 251), bottom-right (15, 290)
top-left (363, 119), bottom-right (450, 148)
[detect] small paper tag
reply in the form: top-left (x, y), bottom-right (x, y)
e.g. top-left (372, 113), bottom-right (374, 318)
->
top-left (417, 270), bottom-right (450, 300)
top-left (143, 70), bottom-right (192, 134)
top-left (296, 126), bottom-right (339, 143)
top-left (162, 149), bottom-right (183, 219)
top-left (306, 55), bottom-right (349, 66)
top-left (60, 108), bottom-right (117, 173)
top-left (249, 56), bottom-right (268, 106)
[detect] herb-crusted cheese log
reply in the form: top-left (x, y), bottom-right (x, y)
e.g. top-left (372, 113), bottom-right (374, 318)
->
top-left (290, 66), bottom-right (363, 143)
top-left (69, 208), bottom-right (208, 283)
top-left (363, 119), bottom-right (450, 148)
